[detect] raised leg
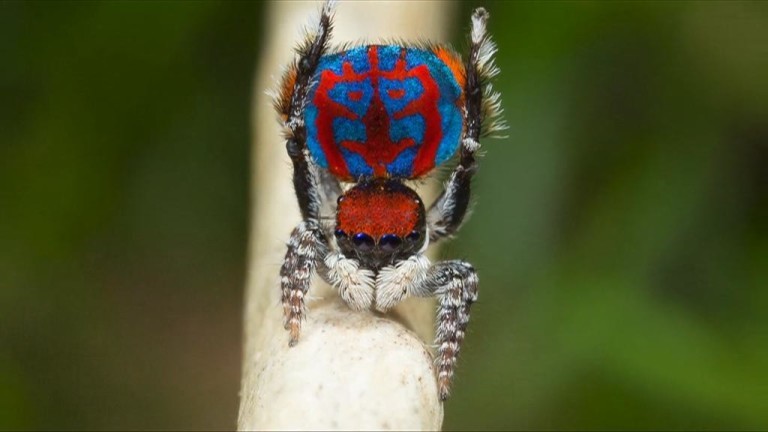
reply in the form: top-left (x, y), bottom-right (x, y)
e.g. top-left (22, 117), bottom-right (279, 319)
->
top-left (281, 220), bottom-right (328, 346)
top-left (277, 1), bottom-right (337, 347)
top-left (427, 8), bottom-right (504, 242)
top-left (276, 0), bottom-right (336, 221)
top-left (413, 260), bottom-right (479, 401)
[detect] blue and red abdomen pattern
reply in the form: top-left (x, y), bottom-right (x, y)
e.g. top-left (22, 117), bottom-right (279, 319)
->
top-left (305, 45), bottom-right (465, 180)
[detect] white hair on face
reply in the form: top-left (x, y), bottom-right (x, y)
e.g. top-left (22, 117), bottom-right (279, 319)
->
top-left (375, 254), bottom-right (432, 312)
top-left (324, 251), bottom-right (375, 311)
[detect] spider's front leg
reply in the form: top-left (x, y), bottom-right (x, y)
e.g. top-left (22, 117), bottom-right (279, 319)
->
top-left (412, 259), bottom-right (479, 401)
top-left (280, 220), bottom-right (328, 346)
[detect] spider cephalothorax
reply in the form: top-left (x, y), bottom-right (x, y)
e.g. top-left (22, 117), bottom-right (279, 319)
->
top-left (335, 179), bottom-right (426, 270)
top-left (274, 1), bottom-right (503, 401)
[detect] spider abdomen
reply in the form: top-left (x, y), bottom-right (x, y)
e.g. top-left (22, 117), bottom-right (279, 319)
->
top-left (304, 45), bottom-right (465, 180)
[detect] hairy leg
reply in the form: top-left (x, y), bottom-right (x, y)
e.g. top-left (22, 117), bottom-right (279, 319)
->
top-left (414, 260), bottom-right (479, 400)
top-left (275, 0), bottom-right (336, 221)
top-left (281, 220), bottom-right (328, 346)
top-left (277, 2), bottom-right (337, 347)
top-left (427, 8), bottom-right (503, 242)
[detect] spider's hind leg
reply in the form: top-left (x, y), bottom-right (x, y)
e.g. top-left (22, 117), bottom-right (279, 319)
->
top-left (277, 2), bottom-right (338, 346)
top-left (427, 8), bottom-right (503, 243)
top-left (276, 0), bottom-right (336, 222)
top-left (275, 0), bottom-right (335, 133)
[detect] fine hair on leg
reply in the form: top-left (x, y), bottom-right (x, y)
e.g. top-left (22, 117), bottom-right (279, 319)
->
top-left (411, 259), bottom-right (479, 400)
top-left (280, 220), bottom-right (328, 346)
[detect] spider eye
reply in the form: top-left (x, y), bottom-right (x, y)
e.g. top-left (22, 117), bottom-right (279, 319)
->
top-left (406, 231), bottom-right (421, 242)
top-left (379, 234), bottom-right (402, 252)
top-left (352, 233), bottom-right (374, 251)
top-left (334, 229), bottom-right (346, 239)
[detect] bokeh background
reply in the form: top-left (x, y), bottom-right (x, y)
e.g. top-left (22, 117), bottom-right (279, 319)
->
top-left (1, 1), bottom-right (766, 430)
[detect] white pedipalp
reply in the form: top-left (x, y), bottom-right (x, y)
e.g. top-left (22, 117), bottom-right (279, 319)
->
top-left (375, 253), bottom-right (432, 312)
top-left (324, 250), bottom-right (375, 310)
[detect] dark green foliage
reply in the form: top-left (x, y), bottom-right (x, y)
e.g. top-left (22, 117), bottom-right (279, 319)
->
top-left (445, 1), bottom-right (768, 430)
top-left (0, 1), bottom-right (262, 429)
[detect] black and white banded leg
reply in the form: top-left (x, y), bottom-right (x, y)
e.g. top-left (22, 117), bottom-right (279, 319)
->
top-left (414, 260), bottom-right (479, 401)
top-left (280, 220), bottom-right (328, 346)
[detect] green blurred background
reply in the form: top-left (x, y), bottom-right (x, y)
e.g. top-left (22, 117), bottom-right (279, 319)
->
top-left (1, 1), bottom-right (766, 430)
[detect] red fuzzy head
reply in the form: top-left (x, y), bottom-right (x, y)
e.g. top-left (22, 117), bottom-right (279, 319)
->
top-left (337, 180), bottom-right (423, 239)
top-left (335, 180), bottom-right (426, 268)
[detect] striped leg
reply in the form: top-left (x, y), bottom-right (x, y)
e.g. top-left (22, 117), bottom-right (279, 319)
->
top-left (416, 260), bottom-right (479, 400)
top-left (280, 220), bottom-right (328, 346)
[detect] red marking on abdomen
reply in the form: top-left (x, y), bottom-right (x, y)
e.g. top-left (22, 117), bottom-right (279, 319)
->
top-left (313, 64), bottom-right (363, 179)
top-left (349, 90), bottom-right (363, 101)
top-left (394, 63), bottom-right (442, 177)
top-left (338, 47), bottom-right (415, 177)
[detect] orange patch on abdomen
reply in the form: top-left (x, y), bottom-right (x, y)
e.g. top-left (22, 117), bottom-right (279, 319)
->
top-left (432, 45), bottom-right (466, 92)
